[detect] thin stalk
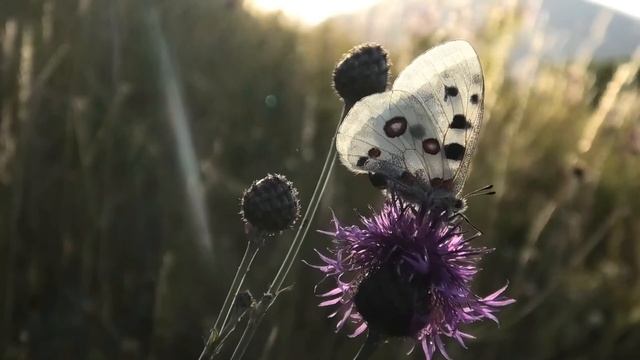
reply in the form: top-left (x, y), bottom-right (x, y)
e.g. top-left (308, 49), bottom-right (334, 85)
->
top-left (228, 104), bottom-right (349, 360)
top-left (229, 309), bottom-right (261, 360)
top-left (353, 332), bottom-right (381, 360)
top-left (272, 147), bottom-right (336, 291)
top-left (271, 104), bottom-right (348, 293)
top-left (220, 236), bottom-right (261, 331)
top-left (199, 235), bottom-right (260, 360)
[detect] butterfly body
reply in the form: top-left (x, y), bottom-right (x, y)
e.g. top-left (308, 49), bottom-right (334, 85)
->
top-left (336, 40), bottom-right (484, 214)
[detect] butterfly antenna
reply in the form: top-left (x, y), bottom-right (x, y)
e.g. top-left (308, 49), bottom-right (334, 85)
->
top-left (462, 184), bottom-right (495, 198)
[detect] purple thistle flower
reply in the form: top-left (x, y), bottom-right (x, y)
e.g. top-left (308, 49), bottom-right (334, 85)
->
top-left (309, 196), bottom-right (514, 360)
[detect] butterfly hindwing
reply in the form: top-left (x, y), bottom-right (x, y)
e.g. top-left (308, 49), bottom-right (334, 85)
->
top-left (393, 40), bottom-right (484, 194)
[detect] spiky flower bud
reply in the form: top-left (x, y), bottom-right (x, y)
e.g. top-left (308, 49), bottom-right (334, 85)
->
top-left (241, 174), bottom-right (300, 233)
top-left (333, 43), bottom-right (390, 106)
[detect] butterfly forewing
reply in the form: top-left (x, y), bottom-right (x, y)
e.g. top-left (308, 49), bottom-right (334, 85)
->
top-left (392, 40), bottom-right (484, 195)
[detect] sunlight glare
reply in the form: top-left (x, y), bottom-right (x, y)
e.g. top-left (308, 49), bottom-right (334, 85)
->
top-left (247, 0), bottom-right (382, 25)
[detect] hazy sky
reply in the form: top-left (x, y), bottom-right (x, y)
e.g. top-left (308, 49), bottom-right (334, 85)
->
top-left (248, 0), bottom-right (640, 25)
top-left (247, 0), bottom-right (381, 25)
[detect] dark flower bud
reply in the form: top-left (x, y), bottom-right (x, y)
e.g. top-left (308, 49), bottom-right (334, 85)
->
top-left (333, 43), bottom-right (390, 107)
top-left (241, 174), bottom-right (300, 233)
top-left (354, 262), bottom-right (430, 337)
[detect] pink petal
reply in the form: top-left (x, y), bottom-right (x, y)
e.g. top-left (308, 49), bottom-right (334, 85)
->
top-left (319, 297), bottom-right (341, 307)
top-left (487, 298), bottom-right (516, 306)
top-left (421, 339), bottom-right (434, 360)
top-left (318, 287), bottom-right (343, 298)
top-left (314, 249), bottom-right (337, 265)
top-left (348, 323), bottom-right (368, 338)
top-left (336, 306), bottom-right (353, 330)
top-left (483, 283), bottom-right (509, 301)
top-left (435, 335), bottom-right (452, 360)
top-left (317, 230), bottom-right (335, 237)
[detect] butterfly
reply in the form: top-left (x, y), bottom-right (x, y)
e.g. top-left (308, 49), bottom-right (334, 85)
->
top-left (336, 40), bottom-right (488, 213)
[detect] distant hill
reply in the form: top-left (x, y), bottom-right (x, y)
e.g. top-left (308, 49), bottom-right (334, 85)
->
top-left (542, 0), bottom-right (639, 60)
top-left (325, 0), bottom-right (640, 61)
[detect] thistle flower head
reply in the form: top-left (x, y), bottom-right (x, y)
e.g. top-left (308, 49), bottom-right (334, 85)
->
top-left (240, 173), bottom-right (300, 234)
top-left (333, 43), bottom-right (390, 107)
top-left (310, 196), bottom-right (514, 360)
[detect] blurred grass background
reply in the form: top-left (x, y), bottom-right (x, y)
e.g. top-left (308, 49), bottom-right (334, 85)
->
top-left (1, 0), bottom-right (639, 359)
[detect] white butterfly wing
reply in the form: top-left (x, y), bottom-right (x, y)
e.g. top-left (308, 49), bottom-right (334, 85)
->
top-left (393, 40), bottom-right (484, 194)
top-left (336, 91), bottom-right (447, 187)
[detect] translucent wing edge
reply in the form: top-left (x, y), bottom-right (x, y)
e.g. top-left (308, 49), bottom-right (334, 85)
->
top-left (453, 54), bottom-right (484, 195)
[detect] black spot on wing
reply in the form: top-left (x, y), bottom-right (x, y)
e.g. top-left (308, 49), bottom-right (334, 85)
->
top-left (444, 85), bottom-right (458, 101)
top-left (357, 156), bottom-right (368, 167)
top-left (450, 114), bottom-right (471, 129)
top-left (444, 143), bottom-right (465, 160)
top-left (470, 94), bottom-right (479, 104)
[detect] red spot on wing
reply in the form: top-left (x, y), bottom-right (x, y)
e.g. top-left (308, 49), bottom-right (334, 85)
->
top-left (422, 138), bottom-right (440, 154)
top-left (383, 117), bottom-right (407, 138)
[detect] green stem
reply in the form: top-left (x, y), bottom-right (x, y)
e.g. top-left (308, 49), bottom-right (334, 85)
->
top-left (229, 311), bottom-right (260, 360)
top-left (199, 234), bottom-right (260, 360)
top-left (271, 104), bottom-right (347, 294)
